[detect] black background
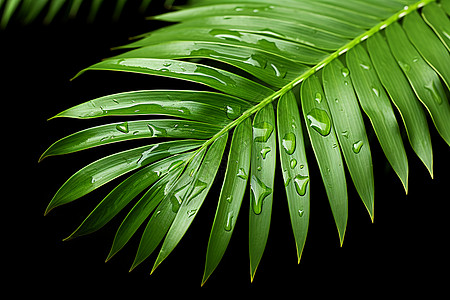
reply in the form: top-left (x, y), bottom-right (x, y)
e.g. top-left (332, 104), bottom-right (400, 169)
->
top-left (3, 1), bottom-right (449, 296)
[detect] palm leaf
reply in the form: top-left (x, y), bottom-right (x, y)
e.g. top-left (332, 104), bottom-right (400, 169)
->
top-left (41, 0), bottom-right (450, 284)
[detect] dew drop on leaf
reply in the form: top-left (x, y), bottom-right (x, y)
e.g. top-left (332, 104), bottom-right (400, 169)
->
top-left (306, 108), bottom-right (331, 136)
top-left (424, 80), bottom-right (443, 105)
top-left (314, 92), bottom-right (322, 103)
top-left (250, 175), bottom-right (272, 215)
top-left (187, 209), bottom-right (197, 218)
top-left (398, 60), bottom-right (411, 72)
top-left (294, 174), bottom-right (309, 196)
top-left (284, 177), bottom-right (291, 187)
top-left (148, 123), bottom-right (167, 137)
top-left (282, 132), bottom-right (296, 155)
top-left (253, 121), bottom-right (274, 142)
top-left (226, 105), bottom-right (241, 120)
top-left (260, 146), bottom-right (271, 159)
top-left (341, 67), bottom-right (350, 77)
top-left (224, 211), bottom-right (234, 232)
top-left (186, 180), bottom-right (207, 203)
top-left (372, 86), bottom-right (380, 97)
top-left (298, 209), bottom-right (305, 217)
top-left (237, 168), bottom-right (248, 180)
top-left (116, 122), bottom-right (129, 133)
top-left (352, 140), bottom-right (364, 154)
top-left (342, 130), bottom-right (349, 138)
top-left (290, 158), bottom-right (297, 169)
top-left (359, 62), bottom-right (371, 70)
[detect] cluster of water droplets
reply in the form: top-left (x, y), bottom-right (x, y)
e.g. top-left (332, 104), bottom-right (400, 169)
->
top-left (248, 121), bottom-right (274, 215)
top-left (282, 118), bottom-right (309, 215)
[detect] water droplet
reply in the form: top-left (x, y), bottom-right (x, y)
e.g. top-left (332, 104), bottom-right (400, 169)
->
top-left (253, 122), bottom-right (274, 142)
top-left (170, 184), bottom-right (190, 213)
top-left (352, 140), bottom-right (364, 154)
top-left (260, 146), bottom-right (271, 159)
top-left (226, 105), bottom-right (241, 120)
top-left (209, 29), bottom-right (242, 42)
top-left (186, 180), bottom-right (207, 204)
top-left (290, 158), bottom-right (297, 169)
top-left (424, 80), bottom-right (443, 105)
top-left (294, 174), bottom-right (309, 196)
top-left (269, 63), bottom-right (287, 78)
top-left (226, 195), bottom-right (233, 203)
top-left (163, 62), bottom-right (172, 67)
top-left (372, 86), bottom-right (380, 97)
top-left (306, 108), bottom-right (331, 136)
top-left (359, 62), bottom-right (371, 70)
top-left (250, 175), bottom-right (272, 215)
top-left (282, 132), bottom-right (296, 155)
top-left (314, 92), bottom-right (322, 103)
top-left (148, 123), bottom-right (167, 137)
top-left (284, 177), bottom-right (291, 187)
top-left (300, 164), bottom-right (304, 169)
top-left (224, 211), bottom-right (234, 232)
top-left (298, 209), bottom-right (305, 217)
top-left (341, 130), bottom-right (349, 139)
top-left (341, 67), bottom-right (350, 77)
top-left (237, 168), bottom-right (248, 180)
top-left (187, 209), bottom-right (197, 218)
top-left (398, 61), bottom-right (410, 72)
top-left (116, 122), bottom-right (129, 133)
top-left (257, 166), bottom-right (262, 171)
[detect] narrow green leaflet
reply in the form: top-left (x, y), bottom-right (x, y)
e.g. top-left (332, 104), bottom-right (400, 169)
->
top-left (154, 4), bottom-right (366, 39)
top-left (346, 44), bottom-right (408, 193)
top-left (149, 15), bottom-right (350, 50)
top-left (277, 91), bottom-right (309, 263)
top-left (323, 58), bottom-right (374, 219)
top-left (65, 153), bottom-right (192, 240)
top-left (403, 11), bottom-right (450, 89)
top-left (203, 118), bottom-right (252, 285)
top-left (131, 147), bottom-right (207, 271)
top-left (249, 103), bottom-right (276, 281)
top-left (76, 58), bottom-right (275, 102)
top-left (40, 119), bottom-right (220, 159)
top-left (44, 140), bottom-right (203, 214)
top-left (185, 0), bottom-right (381, 29)
top-left (386, 22), bottom-right (450, 149)
top-left (52, 90), bottom-right (252, 127)
top-left (300, 75), bottom-right (347, 245)
top-left (367, 32), bottom-right (432, 177)
top-left (113, 41), bottom-right (309, 88)
top-left (118, 28), bottom-right (330, 65)
top-left (422, 2), bottom-right (450, 51)
top-left (107, 165), bottom-right (185, 262)
top-left (152, 133), bottom-right (228, 273)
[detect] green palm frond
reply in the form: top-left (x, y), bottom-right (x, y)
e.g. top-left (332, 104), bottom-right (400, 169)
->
top-left (0, 0), bottom-right (169, 28)
top-left (41, 0), bottom-right (450, 285)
